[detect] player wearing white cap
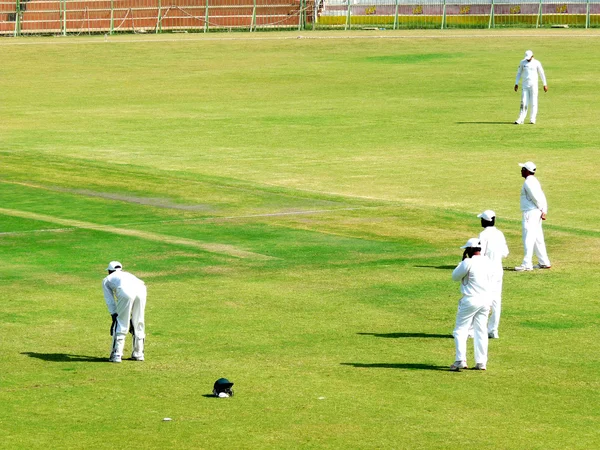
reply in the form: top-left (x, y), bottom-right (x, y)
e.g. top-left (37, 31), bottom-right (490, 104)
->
top-left (102, 261), bottom-right (147, 363)
top-left (450, 238), bottom-right (493, 371)
top-left (514, 50), bottom-right (548, 125)
top-left (477, 210), bottom-right (509, 338)
top-left (516, 162), bottom-right (551, 271)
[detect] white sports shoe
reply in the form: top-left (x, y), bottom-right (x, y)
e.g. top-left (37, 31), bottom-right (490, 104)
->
top-left (533, 264), bottom-right (551, 269)
top-left (514, 120), bottom-right (524, 125)
top-left (109, 355), bottom-right (122, 363)
top-left (514, 265), bottom-right (533, 272)
top-left (450, 361), bottom-right (468, 371)
top-left (473, 363), bottom-right (487, 370)
top-left (131, 355), bottom-right (145, 361)
top-left (488, 332), bottom-right (499, 339)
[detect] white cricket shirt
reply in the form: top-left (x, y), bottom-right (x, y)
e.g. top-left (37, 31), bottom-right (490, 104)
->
top-left (520, 175), bottom-right (548, 213)
top-left (102, 270), bottom-right (145, 315)
top-left (479, 227), bottom-right (509, 273)
top-left (452, 255), bottom-right (493, 299)
top-left (515, 58), bottom-right (547, 88)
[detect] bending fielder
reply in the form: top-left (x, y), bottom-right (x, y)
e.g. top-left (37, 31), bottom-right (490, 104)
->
top-left (103, 261), bottom-right (147, 363)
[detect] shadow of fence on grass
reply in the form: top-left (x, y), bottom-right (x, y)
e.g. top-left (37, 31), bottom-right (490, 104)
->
top-left (341, 362), bottom-right (447, 371)
top-left (358, 332), bottom-right (452, 339)
top-left (21, 352), bottom-right (107, 363)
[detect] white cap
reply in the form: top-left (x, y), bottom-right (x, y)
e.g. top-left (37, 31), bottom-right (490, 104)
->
top-left (519, 161), bottom-right (537, 173)
top-left (460, 238), bottom-right (482, 249)
top-left (525, 50), bottom-right (533, 60)
top-left (106, 261), bottom-right (122, 271)
top-left (477, 210), bottom-right (496, 221)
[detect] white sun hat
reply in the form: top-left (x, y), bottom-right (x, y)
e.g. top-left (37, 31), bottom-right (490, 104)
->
top-left (477, 210), bottom-right (496, 221)
top-left (519, 161), bottom-right (537, 173)
top-left (460, 238), bottom-right (482, 249)
top-left (106, 261), bottom-right (123, 271)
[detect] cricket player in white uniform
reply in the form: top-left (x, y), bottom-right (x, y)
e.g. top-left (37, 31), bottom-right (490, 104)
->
top-left (514, 50), bottom-right (548, 125)
top-left (477, 210), bottom-right (509, 338)
top-left (102, 261), bottom-right (147, 363)
top-left (515, 162), bottom-right (551, 271)
top-left (450, 238), bottom-right (493, 371)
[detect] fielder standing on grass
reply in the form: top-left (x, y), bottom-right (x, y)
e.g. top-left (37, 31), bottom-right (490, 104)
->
top-left (477, 210), bottom-right (509, 339)
top-left (103, 261), bottom-right (147, 363)
top-left (450, 238), bottom-right (493, 371)
top-left (515, 162), bottom-right (552, 272)
top-left (514, 50), bottom-right (548, 125)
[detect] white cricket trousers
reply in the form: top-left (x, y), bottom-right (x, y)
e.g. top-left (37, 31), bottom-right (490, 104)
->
top-left (111, 285), bottom-right (146, 359)
top-left (487, 275), bottom-right (503, 335)
top-left (517, 84), bottom-right (539, 123)
top-left (453, 296), bottom-right (490, 365)
top-left (522, 209), bottom-right (551, 268)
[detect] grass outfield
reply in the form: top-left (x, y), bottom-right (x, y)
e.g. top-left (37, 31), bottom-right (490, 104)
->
top-left (1, 30), bottom-right (599, 448)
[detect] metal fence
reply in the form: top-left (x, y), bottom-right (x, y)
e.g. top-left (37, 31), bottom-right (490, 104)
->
top-left (0, 0), bottom-right (312, 35)
top-left (1, 0), bottom-right (599, 35)
top-left (316, 0), bottom-right (600, 29)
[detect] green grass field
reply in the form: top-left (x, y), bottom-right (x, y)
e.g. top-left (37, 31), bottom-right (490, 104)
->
top-left (1, 30), bottom-right (599, 449)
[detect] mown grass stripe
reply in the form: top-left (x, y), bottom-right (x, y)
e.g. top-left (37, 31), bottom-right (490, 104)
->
top-left (0, 207), bottom-right (273, 260)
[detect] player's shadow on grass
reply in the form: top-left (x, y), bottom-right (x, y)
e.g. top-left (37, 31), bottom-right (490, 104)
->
top-left (21, 352), bottom-right (107, 363)
top-left (414, 264), bottom-right (456, 270)
top-left (341, 362), bottom-right (447, 371)
top-left (358, 332), bottom-right (452, 339)
top-left (455, 121), bottom-right (514, 125)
